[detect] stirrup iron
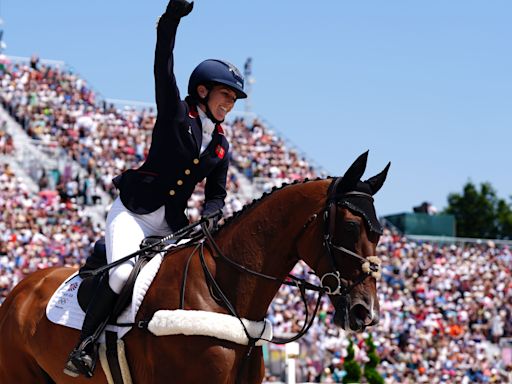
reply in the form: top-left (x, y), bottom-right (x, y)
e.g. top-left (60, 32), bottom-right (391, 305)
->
top-left (63, 337), bottom-right (98, 378)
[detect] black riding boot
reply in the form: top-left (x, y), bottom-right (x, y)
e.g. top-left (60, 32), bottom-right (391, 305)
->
top-left (63, 276), bottom-right (119, 378)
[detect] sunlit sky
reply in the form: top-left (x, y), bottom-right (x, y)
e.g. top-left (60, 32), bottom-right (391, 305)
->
top-left (2, 0), bottom-right (511, 215)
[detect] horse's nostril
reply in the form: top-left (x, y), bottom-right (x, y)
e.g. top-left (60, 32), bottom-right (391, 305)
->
top-left (350, 303), bottom-right (368, 318)
top-left (350, 303), bottom-right (372, 328)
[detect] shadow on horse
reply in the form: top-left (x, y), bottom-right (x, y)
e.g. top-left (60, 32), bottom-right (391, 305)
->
top-left (0, 152), bottom-right (389, 383)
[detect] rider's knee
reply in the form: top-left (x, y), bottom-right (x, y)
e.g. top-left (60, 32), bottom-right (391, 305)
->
top-left (109, 263), bottom-right (134, 294)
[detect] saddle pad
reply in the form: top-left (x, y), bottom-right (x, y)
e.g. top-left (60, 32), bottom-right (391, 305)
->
top-left (46, 253), bottom-right (164, 339)
top-left (148, 309), bottom-right (273, 346)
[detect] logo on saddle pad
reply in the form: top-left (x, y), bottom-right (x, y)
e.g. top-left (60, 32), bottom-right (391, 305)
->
top-left (67, 282), bottom-right (79, 292)
top-left (46, 253), bottom-right (166, 340)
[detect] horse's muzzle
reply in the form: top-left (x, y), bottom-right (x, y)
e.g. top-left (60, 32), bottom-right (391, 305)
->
top-left (332, 298), bottom-right (379, 332)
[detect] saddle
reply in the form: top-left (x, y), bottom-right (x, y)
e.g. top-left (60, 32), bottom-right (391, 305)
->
top-left (77, 237), bottom-right (166, 317)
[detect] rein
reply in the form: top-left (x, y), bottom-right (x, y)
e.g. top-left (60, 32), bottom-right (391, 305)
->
top-left (77, 213), bottom-right (220, 280)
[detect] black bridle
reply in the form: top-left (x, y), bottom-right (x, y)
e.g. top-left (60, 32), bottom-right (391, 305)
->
top-left (318, 178), bottom-right (382, 298)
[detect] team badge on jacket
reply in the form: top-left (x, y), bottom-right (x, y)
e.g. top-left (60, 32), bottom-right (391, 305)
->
top-left (215, 145), bottom-right (225, 159)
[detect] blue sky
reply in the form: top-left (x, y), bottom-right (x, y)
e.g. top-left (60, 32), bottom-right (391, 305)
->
top-left (1, 0), bottom-right (511, 216)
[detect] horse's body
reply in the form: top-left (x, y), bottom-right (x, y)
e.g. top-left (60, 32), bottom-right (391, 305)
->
top-left (0, 153), bottom-right (389, 383)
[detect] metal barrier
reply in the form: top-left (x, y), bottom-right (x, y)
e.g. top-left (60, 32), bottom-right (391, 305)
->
top-left (407, 234), bottom-right (512, 246)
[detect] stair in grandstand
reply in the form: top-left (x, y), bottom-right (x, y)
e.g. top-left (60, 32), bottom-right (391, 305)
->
top-left (0, 105), bottom-right (109, 225)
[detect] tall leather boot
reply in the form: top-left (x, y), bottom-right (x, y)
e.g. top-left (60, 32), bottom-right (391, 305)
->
top-left (63, 275), bottom-right (119, 378)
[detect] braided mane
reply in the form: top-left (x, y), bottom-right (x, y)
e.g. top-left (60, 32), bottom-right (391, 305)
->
top-left (217, 176), bottom-right (329, 233)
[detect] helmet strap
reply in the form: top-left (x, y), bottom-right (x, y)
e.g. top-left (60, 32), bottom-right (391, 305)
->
top-left (198, 86), bottom-right (224, 124)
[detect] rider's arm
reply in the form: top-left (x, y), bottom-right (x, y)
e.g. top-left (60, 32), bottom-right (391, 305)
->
top-left (154, 1), bottom-right (193, 118)
top-left (202, 155), bottom-right (229, 217)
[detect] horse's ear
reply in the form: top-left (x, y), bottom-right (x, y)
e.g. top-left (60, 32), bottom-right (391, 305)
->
top-left (365, 162), bottom-right (391, 195)
top-left (339, 151), bottom-right (369, 192)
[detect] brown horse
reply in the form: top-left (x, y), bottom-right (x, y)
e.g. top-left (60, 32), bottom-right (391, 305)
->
top-left (0, 152), bottom-right (389, 383)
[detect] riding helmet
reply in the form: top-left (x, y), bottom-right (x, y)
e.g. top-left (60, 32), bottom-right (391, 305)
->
top-left (188, 59), bottom-right (247, 100)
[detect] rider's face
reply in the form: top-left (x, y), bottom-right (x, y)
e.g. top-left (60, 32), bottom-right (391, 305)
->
top-left (197, 85), bottom-right (237, 121)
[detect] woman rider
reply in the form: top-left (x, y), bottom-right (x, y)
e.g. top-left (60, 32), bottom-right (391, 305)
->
top-left (64, 0), bottom-right (246, 377)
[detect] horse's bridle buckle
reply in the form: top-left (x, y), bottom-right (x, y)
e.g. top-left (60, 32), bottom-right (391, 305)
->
top-left (320, 271), bottom-right (343, 295)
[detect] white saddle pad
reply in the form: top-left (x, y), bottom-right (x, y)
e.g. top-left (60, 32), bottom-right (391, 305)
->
top-left (46, 253), bottom-right (164, 339)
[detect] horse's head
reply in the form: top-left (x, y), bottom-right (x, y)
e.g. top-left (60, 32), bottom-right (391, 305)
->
top-left (297, 151), bottom-right (390, 333)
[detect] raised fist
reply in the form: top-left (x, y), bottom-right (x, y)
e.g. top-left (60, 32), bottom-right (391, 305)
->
top-left (166, 0), bottom-right (194, 19)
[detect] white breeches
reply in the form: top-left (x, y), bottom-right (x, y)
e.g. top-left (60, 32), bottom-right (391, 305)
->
top-left (105, 197), bottom-right (172, 293)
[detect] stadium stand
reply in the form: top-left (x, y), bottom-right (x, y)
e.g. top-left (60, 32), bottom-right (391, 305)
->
top-left (1, 58), bottom-right (511, 383)
top-left (0, 162), bottom-right (103, 302)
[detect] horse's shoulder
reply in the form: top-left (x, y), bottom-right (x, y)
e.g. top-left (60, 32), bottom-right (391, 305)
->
top-left (33, 266), bottom-right (76, 282)
top-left (14, 266), bottom-right (76, 295)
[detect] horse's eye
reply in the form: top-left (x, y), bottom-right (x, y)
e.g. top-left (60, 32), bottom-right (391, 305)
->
top-left (344, 221), bottom-right (360, 238)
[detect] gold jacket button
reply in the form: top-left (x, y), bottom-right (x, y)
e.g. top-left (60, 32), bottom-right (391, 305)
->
top-left (177, 179), bottom-right (183, 186)
top-left (169, 189), bottom-right (176, 196)
top-left (193, 158), bottom-right (199, 165)
top-left (184, 169), bottom-right (191, 175)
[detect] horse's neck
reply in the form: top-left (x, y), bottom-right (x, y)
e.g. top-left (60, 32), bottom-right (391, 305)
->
top-left (214, 181), bottom-right (327, 320)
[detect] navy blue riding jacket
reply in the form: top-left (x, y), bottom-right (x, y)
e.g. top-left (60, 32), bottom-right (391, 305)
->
top-left (113, 12), bottom-right (229, 232)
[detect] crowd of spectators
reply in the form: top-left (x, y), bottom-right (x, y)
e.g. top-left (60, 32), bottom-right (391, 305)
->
top-left (265, 230), bottom-right (512, 383)
top-left (0, 163), bottom-right (103, 302)
top-left (0, 60), bottom-right (320, 206)
top-left (228, 117), bottom-right (322, 191)
top-left (1, 60), bottom-right (157, 198)
top-left (1, 59), bottom-right (512, 383)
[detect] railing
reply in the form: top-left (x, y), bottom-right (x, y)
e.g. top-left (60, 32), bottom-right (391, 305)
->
top-left (6, 55), bottom-right (65, 68)
top-left (406, 234), bottom-right (512, 246)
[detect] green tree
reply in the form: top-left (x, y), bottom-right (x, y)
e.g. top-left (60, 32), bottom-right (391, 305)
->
top-left (364, 333), bottom-right (384, 384)
top-left (343, 339), bottom-right (361, 384)
top-left (496, 199), bottom-right (512, 239)
top-left (444, 181), bottom-right (512, 239)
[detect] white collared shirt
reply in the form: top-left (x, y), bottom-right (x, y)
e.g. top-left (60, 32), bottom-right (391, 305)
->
top-left (197, 107), bottom-right (215, 153)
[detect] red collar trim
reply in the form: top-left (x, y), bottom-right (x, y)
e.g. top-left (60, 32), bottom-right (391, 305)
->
top-left (187, 102), bottom-right (199, 119)
top-left (186, 99), bottom-right (223, 133)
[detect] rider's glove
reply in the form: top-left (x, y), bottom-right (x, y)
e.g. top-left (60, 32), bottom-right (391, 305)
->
top-left (166, 0), bottom-right (194, 19)
top-left (202, 215), bottom-right (219, 233)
